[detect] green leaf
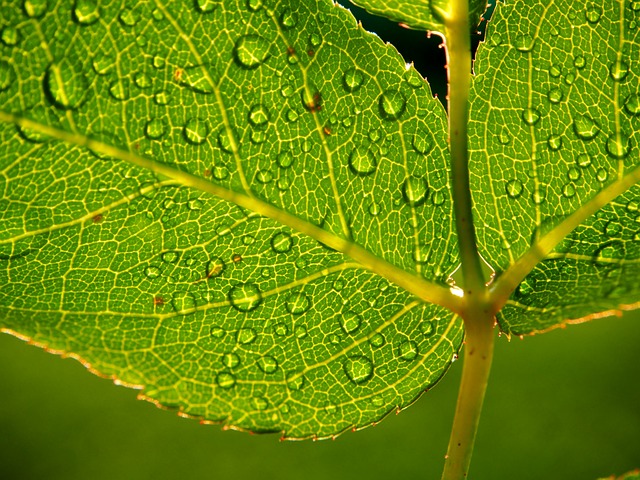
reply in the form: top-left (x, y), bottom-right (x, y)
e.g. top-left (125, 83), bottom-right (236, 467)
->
top-left (0, 0), bottom-right (463, 437)
top-left (347, 0), bottom-right (488, 33)
top-left (470, 0), bottom-right (640, 335)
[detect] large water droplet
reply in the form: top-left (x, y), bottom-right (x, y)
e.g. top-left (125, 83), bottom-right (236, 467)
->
top-left (73, 0), bottom-right (100, 25)
top-left (258, 355), bottom-right (278, 374)
top-left (379, 90), bottom-right (407, 120)
top-left (606, 132), bottom-right (630, 159)
top-left (222, 352), bottom-right (240, 369)
top-left (348, 146), bottom-right (377, 176)
top-left (248, 104), bottom-right (270, 127)
top-left (343, 355), bottom-right (373, 384)
top-left (585, 5), bottom-right (602, 23)
top-left (505, 179), bottom-right (524, 198)
top-left (271, 232), bottom-right (293, 253)
top-left (195, 0), bottom-right (217, 13)
top-left (216, 372), bottom-right (236, 389)
top-left (398, 340), bottom-right (419, 361)
top-left (624, 94), bottom-right (640, 115)
top-left (178, 65), bottom-right (214, 94)
top-left (340, 311), bottom-right (363, 334)
top-left (521, 108), bottom-right (540, 126)
top-left (609, 60), bottom-right (629, 82)
top-left (233, 35), bottom-right (270, 69)
top-left (145, 118), bottom-right (166, 139)
top-left (183, 117), bottom-right (209, 144)
top-left (573, 114), bottom-right (600, 139)
top-left (343, 68), bottom-right (364, 92)
top-left (108, 80), bottom-right (127, 101)
top-left (44, 61), bottom-right (87, 109)
top-left (402, 176), bottom-right (428, 207)
top-left (23, 0), bottom-right (47, 18)
top-left (515, 34), bottom-right (535, 52)
top-left (285, 292), bottom-right (311, 315)
top-left (229, 283), bottom-right (262, 312)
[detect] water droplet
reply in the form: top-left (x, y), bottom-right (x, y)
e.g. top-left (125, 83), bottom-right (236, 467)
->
top-left (343, 355), bottom-right (373, 384)
top-left (497, 129), bottom-right (511, 145)
top-left (280, 83), bottom-right (294, 97)
top-left (216, 372), bottom-right (236, 389)
top-left (172, 292), bottom-right (196, 312)
top-left (343, 68), bottom-right (364, 92)
top-left (236, 327), bottom-right (257, 345)
top-left (596, 167), bottom-right (609, 182)
top-left (328, 333), bottom-right (341, 345)
top-left (631, 0), bottom-right (640, 11)
top-left (183, 118), bottom-right (209, 145)
top-left (573, 114), bottom-right (599, 139)
top-left (152, 56), bottom-right (166, 69)
top-left (398, 340), bottom-right (419, 361)
top-left (255, 355), bottom-right (278, 375)
top-left (286, 372), bottom-right (305, 391)
top-left (606, 132), bottom-right (630, 159)
top-left (585, 5), bottom-right (602, 24)
top-left (548, 65), bottom-right (561, 78)
top-left (73, 0), bottom-right (100, 25)
top-left (1, 27), bottom-right (19, 46)
top-left (379, 90), bottom-right (407, 120)
top-left (119, 7), bottom-right (138, 26)
top-left (178, 65), bottom-right (214, 94)
top-left (195, 0), bottom-right (217, 13)
top-left (248, 104), bottom-right (270, 127)
top-left (210, 326), bottom-right (225, 338)
top-left (348, 146), bottom-right (377, 176)
top-left (256, 168), bottom-right (273, 184)
top-left (521, 108), bottom-right (540, 126)
top-left (109, 80), bottom-right (128, 101)
top-left (625, 94), bottom-right (640, 115)
top-left (404, 68), bottom-right (424, 88)
top-left (567, 167), bottom-right (581, 181)
top-left (562, 183), bottom-right (576, 198)
top-left (604, 221), bottom-right (622, 238)
top-left (324, 403), bottom-right (338, 416)
top-left (421, 321), bottom-right (435, 336)
top-left (547, 87), bottom-right (564, 104)
top-left (309, 32), bottom-right (322, 47)
top-left (402, 176), bottom-right (428, 207)
top-left (576, 153), bottom-right (592, 168)
top-left (0, 61), bottom-right (14, 92)
top-left (246, 0), bottom-right (262, 11)
top-left (340, 311), bottom-right (363, 334)
top-left (205, 257), bottom-right (225, 279)
top-left (285, 292), bottom-right (311, 315)
top-left (369, 332), bottom-right (385, 348)
top-left (294, 325), bottom-right (307, 339)
top-left (233, 35), bottom-right (270, 69)
top-left (145, 118), bottom-right (166, 140)
top-left (279, 8), bottom-right (297, 29)
top-left (251, 396), bottom-right (268, 411)
top-left (505, 179), bottom-right (523, 198)
top-left (573, 55), bottom-right (586, 69)
top-left (532, 190), bottom-right (546, 205)
top-left (431, 190), bottom-right (446, 206)
top-left (368, 201), bottom-right (381, 216)
top-left (301, 87), bottom-right (322, 111)
top-left (271, 232), bottom-right (293, 253)
top-left (276, 151), bottom-right (293, 169)
top-left (44, 61), bottom-right (87, 109)
top-left (23, 0), bottom-right (47, 18)
top-left (413, 131), bottom-right (434, 154)
top-left (161, 251), bottom-right (179, 263)
top-left (285, 109), bottom-right (298, 122)
top-left (332, 279), bottom-right (345, 291)
top-left (274, 323), bottom-right (288, 336)
top-left (547, 134), bottom-right (563, 151)
top-left (133, 72), bottom-right (152, 89)
top-left (144, 265), bottom-right (161, 279)
top-left (370, 395), bottom-right (384, 407)
top-left (222, 352), bottom-right (240, 369)
top-left (515, 34), bottom-right (534, 52)
top-left (154, 91), bottom-right (170, 105)
top-left (229, 283), bottom-right (262, 312)
top-left (609, 60), bottom-right (629, 82)
top-left (211, 163), bottom-right (229, 180)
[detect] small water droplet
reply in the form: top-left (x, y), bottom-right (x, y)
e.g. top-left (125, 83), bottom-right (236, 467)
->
top-left (211, 163), bottom-right (229, 180)
top-left (271, 232), bottom-right (293, 253)
top-left (379, 90), bottom-right (407, 120)
top-left (547, 134), bottom-right (563, 151)
top-left (206, 257), bottom-right (225, 279)
top-left (294, 325), bottom-right (307, 339)
top-left (119, 7), bottom-right (138, 26)
top-left (323, 403), bottom-right (338, 416)
top-left (585, 5), bottom-right (602, 24)
top-left (210, 326), bottom-right (225, 338)
top-left (145, 118), bottom-right (166, 140)
top-left (573, 55), bottom-right (586, 69)
top-left (370, 395), bottom-right (384, 407)
top-left (567, 167), bottom-right (581, 181)
top-left (257, 355), bottom-right (278, 374)
top-left (562, 183), bottom-right (576, 198)
top-left (515, 34), bottom-right (535, 52)
top-left (532, 190), bottom-right (546, 205)
top-left (44, 61), bottom-right (88, 109)
top-left (606, 132), bottom-right (630, 159)
top-left (161, 251), bottom-right (179, 263)
top-left (172, 292), bottom-right (196, 312)
top-left (348, 146), bottom-right (377, 176)
top-left (178, 65), bottom-right (215, 94)
top-left (431, 190), bottom-right (446, 206)
top-left (274, 323), bottom-right (288, 336)
top-left (154, 91), bottom-right (170, 105)
top-left (234, 35), bottom-right (270, 69)
top-left (73, 0), bottom-right (100, 25)
top-left (256, 168), bottom-right (273, 184)
top-left (252, 396), bottom-right (268, 411)
top-left (195, 0), bottom-right (217, 13)
top-left (596, 167), bottom-right (609, 182)
top-left (576, 153), bottom-right (592, 168)
top-left (402, 176), bottom-right (429, 207)
top-left (23, 0), bottom-right (47, 18)
top-left (413, 131), bottom-right (434, 154)
top-left (280, 83), bottom-right (294, 97)
top-left (609, 60), bottom-right (629, 82)
top-left (248, 104), bottom-right (270, 127)
top-left (497, 129), bottom-right (511, 145)
top-left (368, 201), bottom-right (381, 216)
top-left (285, 108), bottom-right (298, 122)
top-left (547, 87), bottom-right (564, 104)
top-left (222, 352), bottom-right (240, 369)
top-left (340, 311), bottom-right (363, 334)
top-left (246, 0), bottom-right (262, 11)
top-left (216, 372), bottom-right (236, 389)
top-left (624, 94), bottom-right (640, 115)
top-left (548, 65), bottom-right (561, 78)
top-left (573, 114), bottom-right (599, 139)
top-left (229, 283), bottom-right (262, 312)
top-left (421, 321), bottom-right (435, 336)
top-left (183, 118), bottom-right (209, 145)
top-left (343, 355), bottom-right (374, 384)
top-left (521, 108), bottom-right (540, 126)
top-left (332, 279), bottom-right (345, 291)
top-left (0, 61), bottom-right (14, 92)
top-left (152, 56), bottom-right (166, 69)
top-left (604, 221), bottom-right (622, 238)
top-left (369, 332), bottom-right (385, 348)
top-left (187, 198), bottom-right (202, 211)
top-left (343, 68), bottom-right (364, 92)
top-left (286, 372), bottom-right (305, 391)
top-left (404, 68), bottom-right (424, 88)
top-left (144, 265), bottom-right (161, 279)
top-left (279, 8), bottom-right (297, 29)
top-left (133, 72), bottom-right (152, 89)
top-left (236, 327), bottom-right (257, 344)
top-left (277, 151), bottom-right (294, 169)
top-left (285, 292), bottom-right (311, 315)
top-left (109, 80), bottom-right (128, 101)
top-left (398, 340), bottom-right (419, 361)
top-left (505, 179), bottom-right (524, 199)
top-left (1, 27), bottom-right (19, 46)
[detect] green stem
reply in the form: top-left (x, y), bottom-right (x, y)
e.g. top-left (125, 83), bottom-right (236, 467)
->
top-left (441, 312), bottom-right (495, 480)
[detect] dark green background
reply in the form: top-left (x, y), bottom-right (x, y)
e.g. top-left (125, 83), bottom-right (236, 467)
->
top-left (1, 4), bottom-right (638, 480)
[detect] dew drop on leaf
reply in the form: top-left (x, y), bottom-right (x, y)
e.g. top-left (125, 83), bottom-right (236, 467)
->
top-left (370, 395), bottom-right (384, 407)
top-left (421, 321), bottom-right (435, 336)
top-left (505, 179), bottom-right (524, 198)
top-left (573, 55), bottom-right (586, 69)
top-left (229, 283), bottom-right (262, 312)
top-left (342, 68), bottom-right (364, 92)
top-left (252, 396), bottom-right (268, 411)
top-left (0, 27), bottom-right (19, 46)
top-left (274, 323), bottom-right (288, 336)
top-left (497, 129), bottom-right (511, 145)
top-left (276, 151), bottom-right (293, 169)
top-left (183, 118), bottom-right (209, 145)
top-left (154, 91), bottom-right (170, 105)
top-left (547, 87), bottom-right (564, 104)
top-left (206, 257), bottom-right (225, 278)
top-left (161, 251), bottom-right (179, 263)
top-left (233, 35), bottom-right (270, 69)
top-left (257, 355), bottom-right (278, 374)
top-left (562, 183), bottom-right (576, 198)
top-left (134, 71), bottom-right (152, 89)
top-left (211, 163), bottom-right (229, 180)
top-left (210, 326), bottom-right (225, 338)
top-left (270, 232), bottom-right (293, 253)
top-left (532, 190), bottom-right (546, 205)
top-left (606, 132), bottom-right (630, 159)
top-left (348, 146), bottom-right (377, 176)
top-left (369, 332), bottom-right (385, 348)
top-left (118, 7), bottom-right (138, 26)
top-left (44, 61), bottom-right (87, 109)
top-left (567, 166), bottom-right (581, 181)
top-left (195, 0), bottom-right (217, 13)
top-left (514, 34), bottom-right (535, 52)
top-left (585, 5), bottom-right (602, 24)
top-left (340, 311), bottom-right (363, 334)
top-left (279, 8), bottom-right (297, 29)
top-left (402, 176), bottom-right (428, 207)
top-left (609, 60), bottom-right (629, 82)
top-left (23, 0), bottom-right (47, 18)
top-left (343, 355), bottom-right (374, 384)
top-left (144, 118), bottom-right (166, 139)
top-left (246, 0), bottom-right (262, 11)
top-left (248, 104), bottom-right (270, 127)
top-left (576, 153), bottom-right (592, 168)
top-left (624, 94), bottom-right (640, 115)
top-left (285, 292), bottom-right (311, 315)
top-left (521, 108), bottom-right (540, 126)
top-left (573, 114), bottom-right (600, 139)
top-left (172, 292), bottom-right (196, 312)
top-left (144, 265), bottom-right (161, 279)
top-left (286, 372), bottom-right (305, 391)
top-left (0, 61), bottom-right (14, 91)
top-left (216, 372), bottom-right (236, 389)
top-left (397, 340), bottom-right (419, 361)
top-left (108, 80), bottom-right (127, 101)
top-left (73, 0), bottom-right (100, 25)
top-left (368, 201), bottom-right (381, 216)
top-left (596, 167), bottom-right (609, 182)
top-left (379, 90), bottom-right (407, 120)
top-left (178, 65), bottom-right (215, 94)
top-left (412, 131), bottom-right (434, 154)
top-left (222, 352), bottom-right (240, 369)
top-left (294, 325), bottom-right (307, 339)
top-left (236, 327), bottom-right (257, 345)
top-left (547, 134), bottom-right (563, 151)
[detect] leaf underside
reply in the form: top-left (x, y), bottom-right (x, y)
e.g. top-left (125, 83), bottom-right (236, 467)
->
top-left (471, 0), bottom-right (640, 335)
top-left (0, 0), bottom-right (462, 438)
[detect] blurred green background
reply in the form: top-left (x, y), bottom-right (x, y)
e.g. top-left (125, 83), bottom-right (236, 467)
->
top-left (1, 3), bottom-right (639, 480)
